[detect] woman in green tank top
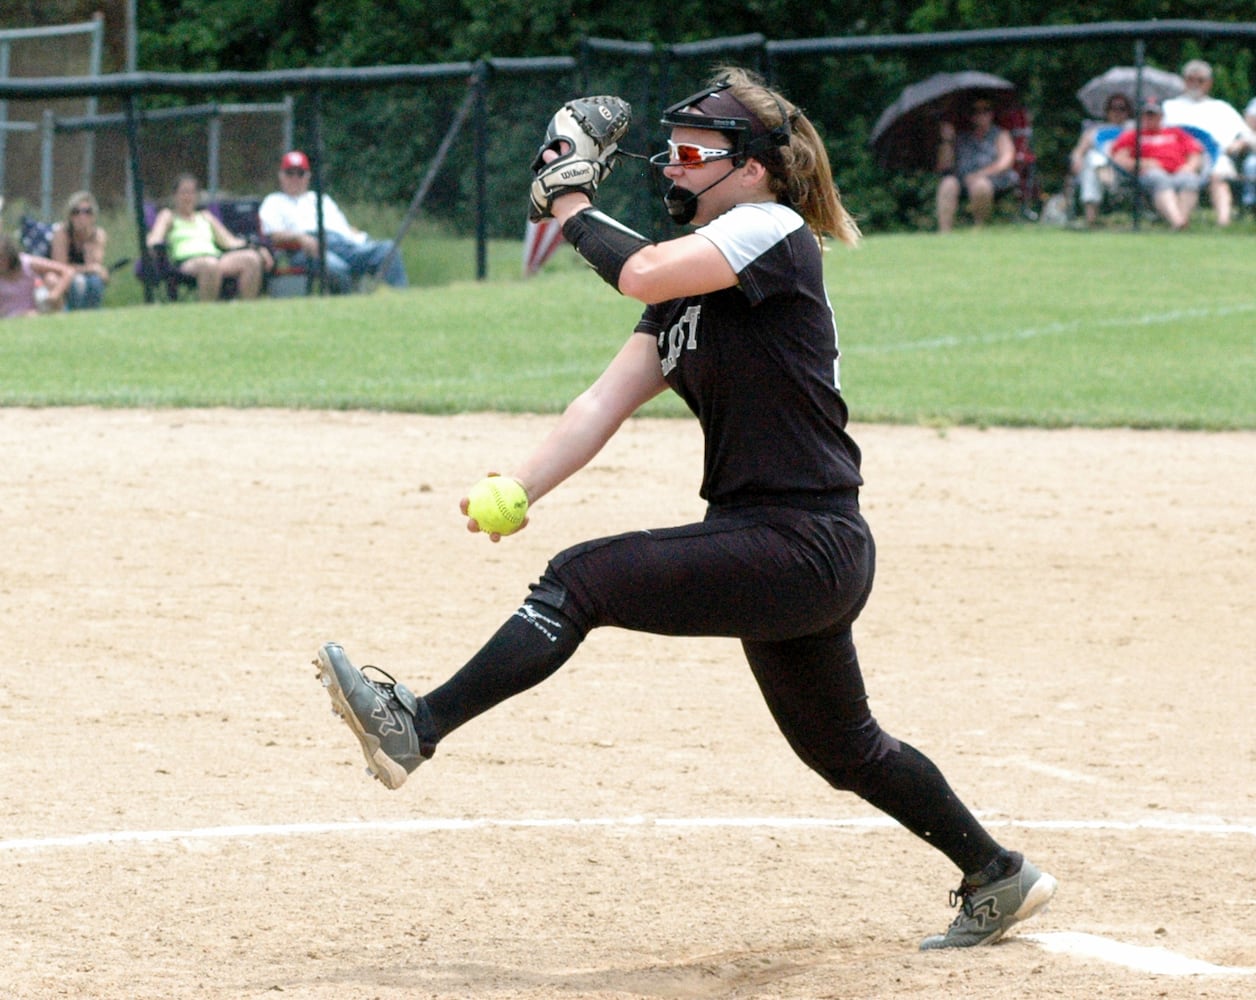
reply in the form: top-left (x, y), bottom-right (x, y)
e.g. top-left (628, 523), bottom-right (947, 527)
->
top-left (146, 174), bottom-right (273, 300)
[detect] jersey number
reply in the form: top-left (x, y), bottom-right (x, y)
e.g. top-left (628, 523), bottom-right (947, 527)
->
top-left (659, 305), bottom-right (700, 375)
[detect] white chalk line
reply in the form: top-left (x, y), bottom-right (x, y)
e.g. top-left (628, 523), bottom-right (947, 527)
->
top-left (1024, 933), bottom-right (1255, 977)
top-left (990, 755), bottom-right (1100, 784)
top-left (4, 812), bottom-right (1254, 853)
top-left (5, 814), bottom-right (1253, 979)
top-left (852, 302), bottom-right (1256, 355)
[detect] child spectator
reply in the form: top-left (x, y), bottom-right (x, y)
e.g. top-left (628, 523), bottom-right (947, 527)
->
top-left (0, 234), bottom-right (74, 317)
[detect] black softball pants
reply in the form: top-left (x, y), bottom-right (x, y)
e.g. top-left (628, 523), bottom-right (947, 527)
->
top-left (423, 503), bottom-right (1003, 874)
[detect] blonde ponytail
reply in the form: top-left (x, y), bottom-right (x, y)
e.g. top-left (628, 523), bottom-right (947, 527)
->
top-left (713, 66), bottom-right (861, 247)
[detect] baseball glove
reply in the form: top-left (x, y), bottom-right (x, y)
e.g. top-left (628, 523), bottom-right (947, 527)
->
top-left (529, 95), bottom-right (632, 221)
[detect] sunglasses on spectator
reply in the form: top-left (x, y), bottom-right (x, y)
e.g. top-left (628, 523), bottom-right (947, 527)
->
top-left (282, 167), bottom-right (309, 177)
top-left (71, 206), bottom-right (95, 215)
top-left (972, 104), bottom-right (994, 114)
top-left (659, 139), bottom-right (735, 169)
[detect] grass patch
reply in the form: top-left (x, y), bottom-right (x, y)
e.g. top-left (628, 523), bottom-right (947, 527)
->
top-left (2, 224), bottom-right (1253, 429)
top-left (830, 227), bottom-right (1254, 429)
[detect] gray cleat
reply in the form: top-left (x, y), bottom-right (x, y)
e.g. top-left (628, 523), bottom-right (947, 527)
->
top-left (920, 854), bottom-right (1057, 949)
top-left (315, 641), bottom-right (437, 790)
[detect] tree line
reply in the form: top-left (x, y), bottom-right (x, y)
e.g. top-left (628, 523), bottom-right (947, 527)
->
top-left (5, 2), bottom-right (1254, 232)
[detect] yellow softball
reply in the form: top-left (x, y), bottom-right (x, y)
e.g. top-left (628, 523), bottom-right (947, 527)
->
top-left (466, 476), bottom-right (529, 536)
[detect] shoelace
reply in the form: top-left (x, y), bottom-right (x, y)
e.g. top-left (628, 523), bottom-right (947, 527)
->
top-left (947, 882), bottom-right (978, 917)
top-left (361, 664), bottom-right (438, 756)
top-left (361, 663), bottom-right (400, 690)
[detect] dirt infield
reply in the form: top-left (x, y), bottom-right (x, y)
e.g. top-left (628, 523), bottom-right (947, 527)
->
top-left (2, 408), bottom-right (1253, 1000)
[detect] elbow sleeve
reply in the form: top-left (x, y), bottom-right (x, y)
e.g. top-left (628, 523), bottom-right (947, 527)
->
top-left (561, 209), bottom-right (652, 291)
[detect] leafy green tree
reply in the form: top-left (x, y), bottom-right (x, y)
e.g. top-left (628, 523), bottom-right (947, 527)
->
top-left (12, 3), bottom-right (1252, 232)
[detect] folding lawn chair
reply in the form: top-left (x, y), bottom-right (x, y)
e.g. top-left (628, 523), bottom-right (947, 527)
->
top-left (997, 105), bottom-right (1041, 220)
top-left (215, 197), bottom-right (312, 298)
top-left (1085, 122), bottom-right (1216, 224)
top-left (140, 199), bottom-right (296, 302)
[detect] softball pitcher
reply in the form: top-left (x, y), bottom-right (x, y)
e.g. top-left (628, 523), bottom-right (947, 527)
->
top-left (315, 66), bottom-right (1056, 950)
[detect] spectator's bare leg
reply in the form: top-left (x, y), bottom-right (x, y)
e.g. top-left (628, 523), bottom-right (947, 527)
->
top-left (1210, 176), bottom-right (1233, 226)
top-left (965, 176), bottom-right (995, 226)
top-left (1153, 189), bottom-right (1187, 230)
top-left (219, 249), bottom-right (264, 299)
top-left (179, 257), bottom-right (224, 301)
top-left (936, 175), bottom-right (960, 233)
top-left (1178, 187), bottom-right (1200, 225)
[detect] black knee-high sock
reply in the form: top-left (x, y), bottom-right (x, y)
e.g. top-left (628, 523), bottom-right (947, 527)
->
top-left (423, 601), bottom-right (583, 739)
top-left (851, 740), bottom-right (1007, 877)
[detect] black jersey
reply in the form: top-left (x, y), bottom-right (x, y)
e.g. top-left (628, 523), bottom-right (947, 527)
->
top-left (635, 202), bottom-right (863, 508)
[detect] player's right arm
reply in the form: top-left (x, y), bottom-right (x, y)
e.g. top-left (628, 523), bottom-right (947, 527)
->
top-left (511, 332), bottom-right (666, 504)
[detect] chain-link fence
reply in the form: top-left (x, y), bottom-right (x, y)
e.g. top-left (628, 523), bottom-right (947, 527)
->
top-left (0, 18), bottom-right (104, 201)
top-left (2, 19), bottom-right (1254, 281)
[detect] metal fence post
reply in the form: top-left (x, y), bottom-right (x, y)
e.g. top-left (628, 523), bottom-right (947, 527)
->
top-left (308, 86), bottom-right (328, 296)
top-left (82, 12), bottom-right (105, 194)
top-left (0, 41), bottom-right (9, 196)
top-left (472, 60), bottom-right (490, 281)
top-left (125, 95), bottom-right (154, 303)
top-left (282, 94), bottom-right (294, 152)
top-left (40, 109), bottom-right (55, 218)
top-left (1131, 38), bottom-right (1146, 232)
top-left (207, 111), bottom-right (222, 199)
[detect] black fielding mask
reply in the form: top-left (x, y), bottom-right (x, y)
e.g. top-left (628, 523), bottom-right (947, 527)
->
top-left (663, 175), bottom-right (729, 225)
top-left (663, 184), bottom-right (698, 224)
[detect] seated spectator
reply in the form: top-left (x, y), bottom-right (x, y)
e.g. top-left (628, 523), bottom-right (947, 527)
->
top-left (146, 174), bottom-right (273, 301)
top-left (1162, 60), bottom-right (1255, 226)
top-left (935, 99), bottom-right (1019, 233)
top-left (1069, 93), bottom-right (1133, 226)
top-left (0, 234), bottom-right (74, 317)
top-left (258, 150), bottom-right (407, 293)
top-left (1110, 98), bottom-right (1204, 231)
top-left (1241, 97), bottom-right (1256, 211)
top-left (50, 190), bottom-right (110, 310)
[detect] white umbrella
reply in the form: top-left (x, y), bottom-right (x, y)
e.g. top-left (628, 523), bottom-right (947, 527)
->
top-left (1076, 66), bottom-right (1184, 118)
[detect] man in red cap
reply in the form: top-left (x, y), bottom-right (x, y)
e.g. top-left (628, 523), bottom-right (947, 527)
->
top-left (258, 150), bottom-right (408, 292)
top-left (1110, 98), bottom-right (1205, 230)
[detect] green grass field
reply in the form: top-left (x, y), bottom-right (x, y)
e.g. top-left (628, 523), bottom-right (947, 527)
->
top-left (2, 224), bottom-right (1253, 429)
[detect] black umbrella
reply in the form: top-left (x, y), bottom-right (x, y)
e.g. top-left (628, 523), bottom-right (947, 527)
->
top-left (870, 71), bottom-right (1018, 171)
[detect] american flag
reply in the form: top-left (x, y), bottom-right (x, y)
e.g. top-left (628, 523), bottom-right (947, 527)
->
top-left (522, 217), bottom-right (564, 276)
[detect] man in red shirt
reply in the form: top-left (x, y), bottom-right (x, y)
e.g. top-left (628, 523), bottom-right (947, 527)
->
top-left (1110, 97), bottom-right (1205, 230)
